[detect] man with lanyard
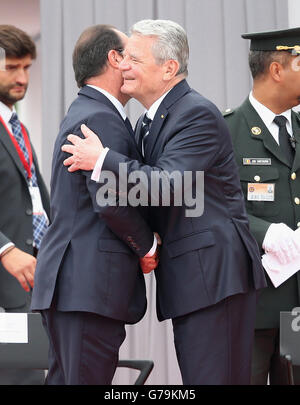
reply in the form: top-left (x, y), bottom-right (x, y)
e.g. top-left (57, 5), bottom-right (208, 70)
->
top-left (0, 25), bottom-right (49, 384)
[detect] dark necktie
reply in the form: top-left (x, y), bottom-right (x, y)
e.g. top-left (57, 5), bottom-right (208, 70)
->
top-left (9, 113), bottom-right (48, 249)
top-left (273, 115), bottom-right (295, 166)
top-left (140, 114), bottom-right (152, 156)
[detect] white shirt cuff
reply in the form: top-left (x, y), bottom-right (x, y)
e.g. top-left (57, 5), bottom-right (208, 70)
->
top-left (0, 242), bottom-right (15, 257)
top-left (144, 234), bottom-right (158, 257)
top-left (91, 147), bottom-right (110, 182)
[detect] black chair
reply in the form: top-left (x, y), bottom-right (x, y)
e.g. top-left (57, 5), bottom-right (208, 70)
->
top-left (0, 313), bottom-right (153, 385)
top-left (117, 359), bottom-right (154, 385)
top-left (280, 310), bottom-right (300, 385)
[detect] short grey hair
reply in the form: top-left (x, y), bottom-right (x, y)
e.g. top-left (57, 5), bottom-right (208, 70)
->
top-left (130, 19), bottom-right (189, 77)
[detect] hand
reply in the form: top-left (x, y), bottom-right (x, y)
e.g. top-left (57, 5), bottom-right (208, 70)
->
top-left (140, 255), bottom-right (158, 274)
top-left (61, 124), bottom-right (104, 172)
top-left (0, 247), bottom-right (37, 292)
top-left (262, 223), bottom-right (300, 264)
top-left (140, 232), bottom-right (162, 274)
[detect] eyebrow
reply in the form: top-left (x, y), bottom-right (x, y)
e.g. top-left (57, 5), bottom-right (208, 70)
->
top-left (5, 63), bottom-right (32, 68)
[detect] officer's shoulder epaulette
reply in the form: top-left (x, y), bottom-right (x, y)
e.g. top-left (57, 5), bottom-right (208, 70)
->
top-left (222, 108), bottom-right (234, 117)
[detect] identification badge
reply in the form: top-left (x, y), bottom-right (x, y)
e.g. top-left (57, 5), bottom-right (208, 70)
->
top-left (247, 183), bottom-right (275, 201)
top-left (28, 186), bottom-right (46, 216)
top-left (243, 158), bottom-right (271, 165)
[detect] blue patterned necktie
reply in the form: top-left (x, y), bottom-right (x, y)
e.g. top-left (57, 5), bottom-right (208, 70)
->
top-left (9, 113), bottom-right (48, 249)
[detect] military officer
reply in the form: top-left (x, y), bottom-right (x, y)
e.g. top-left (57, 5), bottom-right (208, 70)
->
top-left (224, 27), bottom-right (300, 385)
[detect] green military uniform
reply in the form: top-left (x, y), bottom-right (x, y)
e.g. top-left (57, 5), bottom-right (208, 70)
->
top-left (224, 25), bottom-right (300, 385)
top-left (224, 100), bottom-right (300, 329)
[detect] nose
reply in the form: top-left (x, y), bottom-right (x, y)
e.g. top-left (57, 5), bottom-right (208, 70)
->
top-left (119, 56), bottom-right (130, 71)
top-left (15, 68), bottom-right (28, 85)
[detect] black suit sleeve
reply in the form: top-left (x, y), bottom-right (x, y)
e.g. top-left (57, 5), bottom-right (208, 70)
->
top-left (0, 232), bottom-right (12, 250)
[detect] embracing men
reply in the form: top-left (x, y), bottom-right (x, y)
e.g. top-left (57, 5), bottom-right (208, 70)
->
top-left (32, 19), bottom-right (266, 385)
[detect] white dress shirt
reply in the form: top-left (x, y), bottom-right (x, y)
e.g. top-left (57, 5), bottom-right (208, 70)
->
top-left (249, 91), bottom-right (293, 144)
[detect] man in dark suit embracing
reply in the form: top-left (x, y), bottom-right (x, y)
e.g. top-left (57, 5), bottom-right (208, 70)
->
top-left (31, 25), bottom-right (158, 385)
top-left (62, 20), bottom-right (267, 385)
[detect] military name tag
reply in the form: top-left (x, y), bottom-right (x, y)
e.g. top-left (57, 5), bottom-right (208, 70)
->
top-left (243, 158), bottom-right (271, 165)
top-left (247, 183), bottom-right (275, 201)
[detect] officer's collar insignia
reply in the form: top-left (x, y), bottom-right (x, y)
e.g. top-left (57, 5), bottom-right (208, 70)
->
top-left (251, 126), bottom-right (262, 135)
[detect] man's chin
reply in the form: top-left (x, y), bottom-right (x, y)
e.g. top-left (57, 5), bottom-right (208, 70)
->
top-left (0, 93), bottom-right (25, 107)
top-left (10, 90), bottom-right (26, 102)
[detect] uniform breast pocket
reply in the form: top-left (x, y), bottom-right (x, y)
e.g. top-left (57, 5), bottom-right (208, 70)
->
top-left (239, 166), bottom-right (280, 217)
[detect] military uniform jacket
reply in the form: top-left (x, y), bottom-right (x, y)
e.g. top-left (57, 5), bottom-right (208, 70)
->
top-left (225, 97), bottom-right (300, 328)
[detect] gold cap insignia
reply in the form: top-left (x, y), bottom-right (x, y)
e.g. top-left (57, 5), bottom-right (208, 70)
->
top-left (251, 127), bottom-right (261, 135)
top-left (276, 45), bottom-right (300, 55)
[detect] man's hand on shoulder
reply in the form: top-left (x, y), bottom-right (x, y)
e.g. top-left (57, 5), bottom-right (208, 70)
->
top-left (61, 124), bottom-right (104, 172)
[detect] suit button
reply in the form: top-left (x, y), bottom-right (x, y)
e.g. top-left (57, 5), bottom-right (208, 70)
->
top-left (295, 198), bottom-right (300, 205)
top-left (26, 239), bottom-right (33, 246)
top-left (291, 172), bottom-right (297, 180)
top-left (26, 208), bottom-right (32, 215)
top-left (254, 175), bottom-right (260, 182)
top-left (297, 222), bottom-right (300, 228)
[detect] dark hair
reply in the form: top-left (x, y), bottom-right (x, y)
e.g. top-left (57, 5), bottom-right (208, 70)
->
top-left (0, 25), bottom-right (36, 59)
top-left (73, 25), bottom-right (123, 88)
top-left (249, 50), bottom-right (290, 79)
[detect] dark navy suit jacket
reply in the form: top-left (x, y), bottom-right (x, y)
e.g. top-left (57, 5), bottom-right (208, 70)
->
top-left (31, 86), bottom-right (154, 323)
top-left (102, 79), bottom-right (267, 321)
top-left (0, 121), bottom-right (50, 309)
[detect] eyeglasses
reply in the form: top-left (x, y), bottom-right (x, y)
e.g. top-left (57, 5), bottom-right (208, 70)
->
top-left (114, 48), bottom-right (124, 55)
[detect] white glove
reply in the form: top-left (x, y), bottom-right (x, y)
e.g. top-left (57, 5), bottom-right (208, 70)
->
top-left (262, 223), bottom-right (300, 264)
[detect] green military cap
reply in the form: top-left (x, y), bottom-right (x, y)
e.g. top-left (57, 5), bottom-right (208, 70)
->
top-left (242, 27), bottom-right (300, 55)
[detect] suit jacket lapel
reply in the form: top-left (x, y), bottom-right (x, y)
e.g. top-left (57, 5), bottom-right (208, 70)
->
top-left (291, 111), bottom-right (300, 172)
top-left (0, 120), bottom-right (28, 182)
top-left (145, 105), bottom-right (168, 160)
top-left (142, 79), bottom-right (191, 160)
top-left (241, 98), bottom-right (292, 168)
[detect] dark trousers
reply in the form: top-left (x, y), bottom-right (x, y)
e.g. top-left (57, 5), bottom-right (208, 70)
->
top-left (172, 290), bottom-right (257, 385)
top-left (41, 308), bottom-right (126, 385)
top-left (251, 328), bottom-right (300, 385)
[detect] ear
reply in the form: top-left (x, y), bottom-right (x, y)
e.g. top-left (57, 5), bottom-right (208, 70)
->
top-left (162, 59), bottom-right (180, 81)
top-left (269, 61), bottom-right (285, 83)
top-left (107, 49), bottom-right (122, 69)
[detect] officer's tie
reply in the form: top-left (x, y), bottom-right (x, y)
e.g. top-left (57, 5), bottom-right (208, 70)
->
top-left (273, 115), bottom-right (295, 166)
top-left (140, 114), bottom-right (152, 157)
top-left (9, 113), bottom-right (48, 249)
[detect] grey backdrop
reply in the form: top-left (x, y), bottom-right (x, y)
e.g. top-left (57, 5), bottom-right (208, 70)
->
top-left (39, 0), bottom-right (288, 384)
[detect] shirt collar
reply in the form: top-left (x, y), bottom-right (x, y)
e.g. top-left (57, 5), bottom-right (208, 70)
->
top-left (0, 101), bottom-right (15, 126)
top-left (249, 91), bottom-right (292, 129)
top-left (87, 85), bottom-right (127, 121)
top-left (146, 90), bottom-right (171, 121)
